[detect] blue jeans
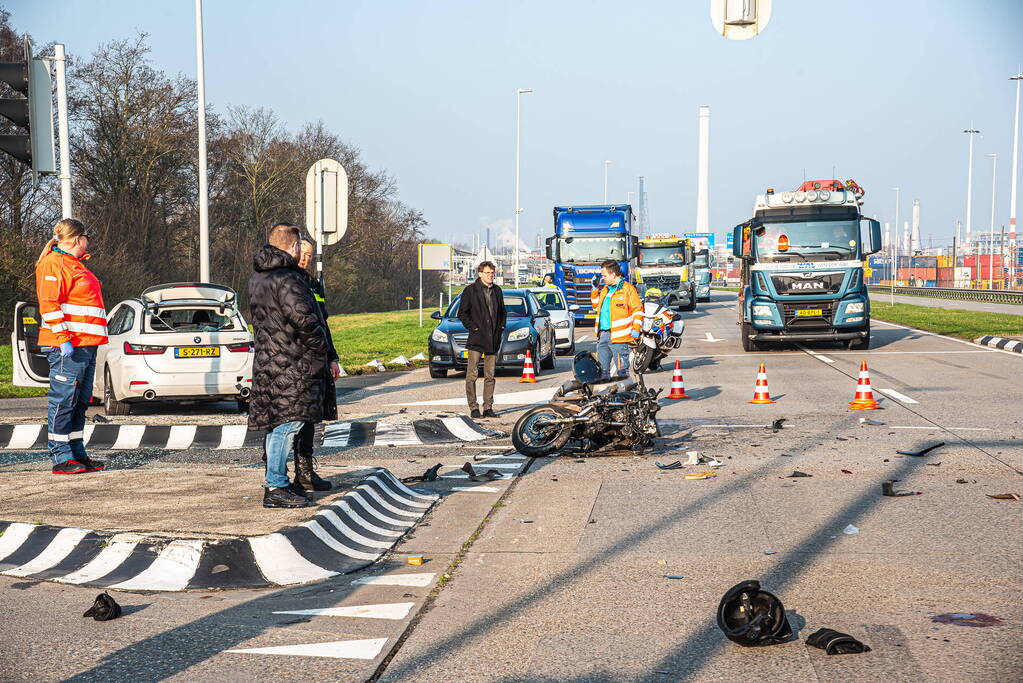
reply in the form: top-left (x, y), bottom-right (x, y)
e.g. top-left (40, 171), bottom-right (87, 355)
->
top-left (43, 345), bottom-right (97, 465)
top-left (596, 331), bottom-right (630, 380)
top-left (264, 420), bottom-right (304, 488)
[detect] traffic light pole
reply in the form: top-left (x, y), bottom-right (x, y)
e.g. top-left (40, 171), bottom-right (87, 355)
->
top-left (53, 44), bottom-right (71, 218)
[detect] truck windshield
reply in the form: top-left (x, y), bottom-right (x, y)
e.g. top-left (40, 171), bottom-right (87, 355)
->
top-left (754, 220), bottom-right (860, 263)
top-left (638, 246), bottom-right (687, 266)
top-left (558, 236), bottom-right (628, 263)
top-left (693, 252), bottom-right (710, 268)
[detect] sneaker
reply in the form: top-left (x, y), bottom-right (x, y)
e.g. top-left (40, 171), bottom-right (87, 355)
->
top-left (52, 460), bottom-right (87, 475)
top-left (470, 409), bottom-right (482, 419)
top-left (287, 482), bottom-right (313, 499)
top-left (482, 409), bottom-right (498, 418)
top-left (263, 486), bottom-right (311, 508)
top-left (77, 455), bottom-right (105, 472)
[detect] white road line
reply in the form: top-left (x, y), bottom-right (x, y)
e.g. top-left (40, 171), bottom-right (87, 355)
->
top-left (890, 425), bottom-right (990, 431)
top-left (108, 539), bottom-right (203, 591)
top-left (577, 335), bottom-right (589, 343)
top-left (373, 422), bottom-right (421, 446)
top-left (875, 388), bottom-right (918, 404)
top-left (6, 425), bottom-right (42, 449)
top-left (0, 523), bottom-right (37, 562)
top-left (4, 527), bottom-right (90, 577)
top-left (351, 572), bottom-right (435, 587)
top-left (796, 344), bottom-right (836, 364)
top-left (440, 417), bottom-right (488, 442)
top-left (217, 424), bottom-right (250, 449)
top-left (273, 602), bottom-right (414, 620)
top-left (451, 486), bottom-right (501, 493)
top-left (227, 638), bottom-right (388, 660)
top-left (872, 319), bottom-right (1023, 359)
top-left (165, 425), bottom-right (197, 450)
top-left (110, 424), bottom-right (146, 450)
top-left (57, 533), bottom-right (145, 584)
top-left (249, 534), bottom-right (339, 586)
top-left (703, 332), bottom-right (722, 342)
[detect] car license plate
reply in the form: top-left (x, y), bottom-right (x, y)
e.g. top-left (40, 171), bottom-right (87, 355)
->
top-left (175, 346), bottom-right (220, 358)
top-left (460, 351), bottom-right (486, 359)
top-left (795, 309), bottom-right (823, 317)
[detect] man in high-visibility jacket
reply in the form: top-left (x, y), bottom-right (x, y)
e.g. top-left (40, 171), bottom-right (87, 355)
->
top-left (590, 260), bottom-right (642, 380)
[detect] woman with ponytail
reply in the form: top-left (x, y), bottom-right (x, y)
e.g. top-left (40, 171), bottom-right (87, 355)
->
top-left (35, 218), bottom-right (108, 474)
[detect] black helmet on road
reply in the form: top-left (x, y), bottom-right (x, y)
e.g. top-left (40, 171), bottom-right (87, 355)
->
top-left (717, 580), bottom-right (792, 647)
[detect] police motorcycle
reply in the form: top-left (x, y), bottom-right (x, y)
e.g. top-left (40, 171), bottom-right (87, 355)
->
top-left (631, 287), bottom-right (685, 373)
top-left (511, 352), bottom-right (662, 457)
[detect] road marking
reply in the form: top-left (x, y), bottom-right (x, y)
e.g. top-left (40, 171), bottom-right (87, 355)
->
top-left (249, 534), bottom-right (339, 586)
top-left (577, 335), bottom-right (589, 343)
top-left (217, 424), bottom-right (250, 449)
top-left (796, 344), bottom-right (836, 364)
top-left (110, 424), bottom-right (146, 450)
top-left (875, 388), bottom-right (918, 404)
top-left (227, 637), bottom-right (388, 660)
top-left (108, 539), bottom-right (204, 591)
top-left (0, 522), bottom-right (38, 562)
top-left (57, 533), bottom-right (145, 585)
top-left (703, 332), bottom-right (722, 342)
top-left (298, 520), bottom-right (381, 561)
top-left (273, 602), bottom-right (415, 620)
top-left (373, 422), bottom-right (420, 446)
top-left (452, 486), bottom-right (501, 492)
top-left (5, 527), bottom-right (90, 577)
top-left (890, 425), bottom-right (990, 431)
top-left (873, 319), bottom-right (1023, 359)
top-left (165, 425), bottom-right (198, 450)
top-left (352, 572), bottom-right (435, 587)
top-left (5, 424), bottom-right (41, 449)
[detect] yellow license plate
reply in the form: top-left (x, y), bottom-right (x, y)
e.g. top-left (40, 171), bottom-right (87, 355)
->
top-left (795, 309), bottom-right (823, 317)
top-left (175, 346), bottom-right (220, 358)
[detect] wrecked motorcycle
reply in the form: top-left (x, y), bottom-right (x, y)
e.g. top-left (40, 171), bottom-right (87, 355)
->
top-left (511, 352), bottom-right (661, 457)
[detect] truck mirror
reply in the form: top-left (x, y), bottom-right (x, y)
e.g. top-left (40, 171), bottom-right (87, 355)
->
top-left (861, 218), bottom-right (882, 256)
top-left (630, 235), bottom-right (639, 257)
top-left (545, 236), bottom-right (555, 260)
top-left (732, 225), bottom-right (744, 258)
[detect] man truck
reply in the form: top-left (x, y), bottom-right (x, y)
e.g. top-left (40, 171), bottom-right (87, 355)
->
top-left (546, 205), bottom-right (638, 324)
top-left (635, 235), bottom-right (696, 311)
top-left (692, 248), bottom-right (714, 302)
top-left (732, 179), bottom-right (882, 352)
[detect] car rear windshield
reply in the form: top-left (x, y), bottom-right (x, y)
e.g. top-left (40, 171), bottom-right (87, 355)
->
top-left (146, 307), bottom-right (241, 332)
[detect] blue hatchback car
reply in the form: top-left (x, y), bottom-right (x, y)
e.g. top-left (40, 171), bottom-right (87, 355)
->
top-left (427, 289), bottom-right (557, 378)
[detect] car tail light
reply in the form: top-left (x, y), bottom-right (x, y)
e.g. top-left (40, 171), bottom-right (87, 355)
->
top-left (227, 341), bottom-right (254, 352)
top-left (123, 341), bottom-right (165, 355)
top-left (129, 381), bottom-right (150, 387)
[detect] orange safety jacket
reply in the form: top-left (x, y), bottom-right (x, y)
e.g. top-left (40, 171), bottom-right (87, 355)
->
top-left (590, 280), bottom-right (642, 343)
top-left (35, 247), bottom-right (108, 348)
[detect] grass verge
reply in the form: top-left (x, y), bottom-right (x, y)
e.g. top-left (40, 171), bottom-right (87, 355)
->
top-left (328, 308), bottom-right (435, 375)
top-left (0, 344), bottom-right (48, 399)
top-left (870, 301), bottom-right (1023, 341)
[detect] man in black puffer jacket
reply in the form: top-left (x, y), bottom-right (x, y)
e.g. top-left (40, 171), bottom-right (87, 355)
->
top-left (248, 223), bottom-right (330, 508)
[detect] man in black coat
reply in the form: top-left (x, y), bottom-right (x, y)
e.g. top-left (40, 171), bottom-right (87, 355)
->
top-left (248, 223), bottom-right (330, 508)
top-left (457, 261), bottom-right (506, 418)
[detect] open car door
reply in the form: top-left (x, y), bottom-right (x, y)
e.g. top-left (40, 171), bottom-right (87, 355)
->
top-left (11, 301), bottom-right (50, 387)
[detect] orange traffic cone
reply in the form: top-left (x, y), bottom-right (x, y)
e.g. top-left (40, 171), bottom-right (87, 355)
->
top-left (848, 360), bottom-right (880, 410)
top-left (519, 350), bottom-right (537, 383)
top-left (667, 360), bottom-right (691, 399)
top-left (748, 362), bottom-right (776, 404)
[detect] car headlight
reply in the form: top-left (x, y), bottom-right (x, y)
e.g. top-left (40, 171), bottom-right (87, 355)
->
top-left (845, 302), bottom-right (864, 314)
top-left (507, 327), bottom-right (530, 341)
top-left (553, 320), bottom-right (570, 329)
top-left (430, 328), bottom-right (448, 343)
top-left (752, 305), bottom-right (773, 318)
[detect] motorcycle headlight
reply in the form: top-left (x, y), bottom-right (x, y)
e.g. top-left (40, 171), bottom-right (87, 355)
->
top-left (430, 328), bottom-right (448, 343)
top-left (845, 302), bottom-right (864, 314)
top-left (752, 304), bottom-right (773, 318)
top-left (553, 320), bottom-right (570, 329)
top-left (507, 327), bottom-right (530, 342)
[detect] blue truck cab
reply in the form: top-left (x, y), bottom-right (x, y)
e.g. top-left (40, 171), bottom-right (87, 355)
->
top-left (545, 205), bottom-right (638, 324)
top-left (732, 180), bottom-right (882, 352)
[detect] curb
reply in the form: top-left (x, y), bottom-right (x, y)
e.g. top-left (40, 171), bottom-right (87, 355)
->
top-left (0, 469), bottom-right (437, 591)
top-left (974, 335), bottom-right (1023, 353)
top-left (0, 416), bottom-right (503, 451)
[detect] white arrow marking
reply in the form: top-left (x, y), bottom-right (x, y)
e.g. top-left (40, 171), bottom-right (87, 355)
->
top-left (273, 602), bottom-right (414, 620)
top-left (704, 332), bottom-right (722, 342)
top-left (351, 572), bottom-right (435, 587)
top-left (227, 638), bottom-right (388, 660)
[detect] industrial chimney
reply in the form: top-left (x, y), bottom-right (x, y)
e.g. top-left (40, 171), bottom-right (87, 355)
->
top-left (696, 106), bottom-right (710, 232)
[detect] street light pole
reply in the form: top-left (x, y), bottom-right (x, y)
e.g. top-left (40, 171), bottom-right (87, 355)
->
top-left (986, 153), bottom-right (997, 289)
top-left (963, 127), bottom-right (980, 274)
top-left (891, 186), bottom-right (900, 303)
top-left (195, 0), bottom-right (210, 282)
top-left (603, 160), bottom-right (613, 203)
top-left (1009, 73), bottom-right (1022, 287)
top-left (514, 88), bottom-right (532, 288)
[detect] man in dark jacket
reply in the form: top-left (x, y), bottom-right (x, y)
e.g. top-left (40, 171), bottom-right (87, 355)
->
top-left (248, 223), bottom-right (330, 508)
top-left (457, 261), bottom-right (506, 418)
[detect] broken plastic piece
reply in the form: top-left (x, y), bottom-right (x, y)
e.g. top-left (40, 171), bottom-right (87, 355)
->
top-left (771, 418), bottom-right (786, 432)
top-left (684, 470), bottom-right (717, 480)
top-left (859, 418), bottom-right (886, 425)
top-left (407, 555), bottom-right (425, 566)
top-left (401, 463), bottom-right (442, 483)
top-left (664, 575), bottom-right (685, 580)
top-left (841, 469), bottom-right (853, 474)
top-left (882, 480), bottom-right (922, 497)
top-left (461, 462), bottom-right (504, 481)
top-left (806, 627), bottom-right (872, 655)
top-left (932, 613), bottom-right (1003, 627)
top-left (763, 551), bottom-right (777, 555)
top-left (656, 460), bottom-right (683, 470)
top-left (787, 471), bottom-right (812, 478)
top-left (986, 493), bottom-right (1020, 500)
top-left (842, 524), bottom-right (859, 535)
top-left (896, 442), bottom-right (945, 457)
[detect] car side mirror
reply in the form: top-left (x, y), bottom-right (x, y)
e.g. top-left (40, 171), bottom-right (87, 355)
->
top-left (534, 309), bottom-right (550, 318)
top-left (568, 304), bottom-right (580, 311)
top-left (431, 310), bottom-right (442, 320)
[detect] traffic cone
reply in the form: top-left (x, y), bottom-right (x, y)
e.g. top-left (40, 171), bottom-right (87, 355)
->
top-left (666, 360), bottom-right (690, 399)
top-left (848, 360), bottom-right (880, 410)
top-left (748, 362), bottom-right (776, 404)
top-left (519, 350), bottom-right (537, 383)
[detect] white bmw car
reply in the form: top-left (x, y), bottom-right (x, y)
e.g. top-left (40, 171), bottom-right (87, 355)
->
top-left (528, 287), bottom-right (578, 356)
top-left (12, 283), bottom-right (254, 415)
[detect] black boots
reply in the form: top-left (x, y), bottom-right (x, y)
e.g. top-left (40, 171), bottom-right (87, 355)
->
top-left (263, 486), bottom-right (311, 508)
top-left (295, 454), bottom-right (332, 492)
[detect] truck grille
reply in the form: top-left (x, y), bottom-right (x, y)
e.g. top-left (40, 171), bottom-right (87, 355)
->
top-left (643, 275), bottom-right (681, 290)
top-left (771, 272), bottom-right (844, 295)
top-left (781, 301), bottom-right (835, 327)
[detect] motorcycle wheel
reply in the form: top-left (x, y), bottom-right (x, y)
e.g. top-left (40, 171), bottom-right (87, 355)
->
top-left (632, 344), bottom-right (655, 375)
top-left (512, 405), bottom-right (574, 457)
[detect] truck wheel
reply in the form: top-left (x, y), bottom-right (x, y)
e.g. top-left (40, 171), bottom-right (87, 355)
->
top-left (741, 322), bottom-right (760, 352)
top-left (429, 365), bottom-right (448, 378)
top-left (104, 367), bottom-right (131, 416)
top-left (682, 295), bottom-right (697, 312)
top-left (846, 324), bottom-right (871, 350)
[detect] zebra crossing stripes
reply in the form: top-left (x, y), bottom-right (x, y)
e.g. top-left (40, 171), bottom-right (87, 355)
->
top-left (0, 469), bottom-right (437, 590)
top-left (319, 416), bottom-right (502, 449)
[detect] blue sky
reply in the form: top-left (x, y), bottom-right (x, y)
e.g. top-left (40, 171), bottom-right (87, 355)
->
top-left (10, 0), bottom-right (1023, 250)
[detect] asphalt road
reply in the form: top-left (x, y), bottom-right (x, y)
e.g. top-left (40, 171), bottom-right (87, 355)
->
top-left (869, 292), bottom-right (1023, 316)
top-left (2, 291), bottom-right (1021, 682)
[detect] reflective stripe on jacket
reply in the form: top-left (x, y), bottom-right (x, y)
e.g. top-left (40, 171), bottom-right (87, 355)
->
top-left (35, 248), bottom-right (107, 347)
top-left (590, 280), bottom-right (642, 343)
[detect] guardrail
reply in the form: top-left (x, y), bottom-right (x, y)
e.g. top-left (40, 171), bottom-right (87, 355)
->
top-left (867, 285), bottom-right (1023, 305)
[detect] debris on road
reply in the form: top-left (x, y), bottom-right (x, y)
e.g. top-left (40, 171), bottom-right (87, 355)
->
top-left (771, 418), bottom-right (786, 432)
top-left (402, 463), bottom-right (442, 483)
top-left (83, 593), bottom-right (121, 621)
top-left (883, 480), bottom-right (922, 497)
top-left (931, 613), bottom-right (1004, 627)
top-left (407, 555), bottom-right (425, 566)
top-left (684, 470), bottom-right (718, 480)
top-left (897, 442), bottom-right (945, 457)
top-left (859, 418), bottom-right (886, 426)
top-left (664, 575), bottom-right (685, 580)
top-left (684, 450), bottom-right (723, 468)
top-left (806, 627), bottom-right (872, 655)
top-left (841, 469), bottom-right (853, 474)
top-left (764, 551), bottom-right (777, 555)
top-left (656, 460), bottom-right (683, 470)
top-left (461, 462), bottom-right (504, 481)
top-left (717, 580), bottom-right (792, 646)
top-left (91, 414), bottom-right (111, 423)
top-left (787, 471), bottom-right (812, 478)
top-left (843, 524), bottom-right (859, 535)
top-left (985, 493), bottom-right (1020, 501)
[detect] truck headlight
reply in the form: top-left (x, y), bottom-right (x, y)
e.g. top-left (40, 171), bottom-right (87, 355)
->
top-left (752, 305), bottom-right (773, 318)
top-left (430, 329), bottom-right (448, 343)
top-left (553, 320), bottom-right (570, 329)
top-left (507, 327), bottom-right (530, 341)
top-left (846, 302), bottom-right (864, 314)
